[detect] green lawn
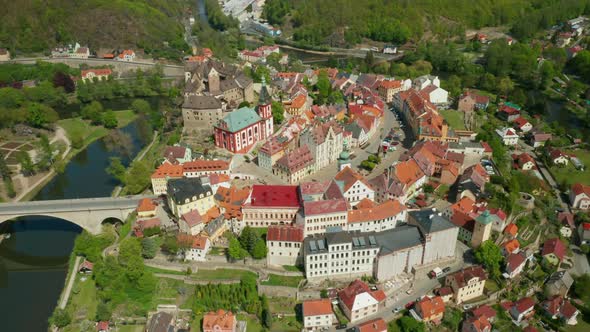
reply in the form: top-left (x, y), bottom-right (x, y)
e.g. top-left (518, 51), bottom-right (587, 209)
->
top-left (145, 266), bottom-right (187, 275)
top-left (192, 268), bottom-right (257, 281)
top-left (268, 297), bottom-right (298, 314)
top-left (261, 274), bottom-right (303, 288)
top-left (117, 325), bottom-right (144, 332)
top-left (271, 315), bottom-right (301, 331)
top-left (58, 110), bottom-right (137, 148)
top-left (439, 109), bottom-right (466, 130)
top-left (484, 279), bottom-right (500, 293)
top-left (64, 275), bottom-right (98, 324)
top-left (565, 317), bottom-right (590, 331)
top-left (550, 149), bottom-right (590, 186)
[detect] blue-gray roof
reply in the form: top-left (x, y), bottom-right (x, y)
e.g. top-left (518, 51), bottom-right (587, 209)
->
top-left (218, 107), bottom-right (261, 132)
top-left (409, 209), bottom-right (457, 234)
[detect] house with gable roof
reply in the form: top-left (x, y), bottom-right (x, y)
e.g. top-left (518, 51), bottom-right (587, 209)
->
top-left (334, 166), bottom-right (375, 206)
top-left (570, 183), bottom-right (590, 209)
top-left (542, 295), bottom-right (579, 325)
top-left (203, 309), bottom-right (237, 332)
top-left (496, 127), bottom-right (519, 146)
top-left (347, 199), bottom-right (407, 233)
top-left (266, 225), bottom-right (304, 266)
top-left (338, 279), bottom-right (386, 323)
top-left (302, 299), bottom-right (334, 331)
top-left (273, 145), bottom-right (315, 184)
top-left (445, 266), bottom-right (487, 304)
top-left (300, 121), bottom-right (344, 170)
top-left (414, 296), bottom-right (445, 323)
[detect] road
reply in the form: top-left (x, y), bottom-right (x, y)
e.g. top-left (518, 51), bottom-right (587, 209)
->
top-left (0, 195), bottom-right (151, 214)
top-left (328, 241), bottom-right (471, 331)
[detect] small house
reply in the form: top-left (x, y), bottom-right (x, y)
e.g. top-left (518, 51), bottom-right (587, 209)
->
top-left (542, 238), bottom-right (566, 265)
top-left (79, 259), bottom-right (94, 274)
top-left (545, 270), bottom-right (574, 297)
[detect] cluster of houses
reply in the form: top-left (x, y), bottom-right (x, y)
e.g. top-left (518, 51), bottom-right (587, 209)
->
top-left (238, 44), bottom-right (288, 64)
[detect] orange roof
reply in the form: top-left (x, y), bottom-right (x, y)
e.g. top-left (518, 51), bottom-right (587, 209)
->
top-left (451, 196), bottom-right (476, 215)
top-left (504, 223), bottom-right (518, 236)
top-left (358, 318), bottom-right (387, 332)
top-left (302, 299), bottom-right (333, 317)
top-left (416, 296), bottom-right (445, 320)
top-left (182, 159), bottom-right (230, 173)
top-left (503, 239), bottom-right (520, 254)
top-left (81, 68), bottom-right (112, 78)
top-left (348, 200), bottom-right (406, 223)
top-left (118, 49), bottom-right (134, 58)
top-left (136, 198), bottom-right (157, 213)
top-left (203, 309), bottom-right (235, 330)
top-left (215, 186), bottom-right (251, 220)
top-left (288, 94), bottom-right (307, 109)
top-left (355, 198), bottom-right (376, 209)
top-left (380, 80), bottom-right (402, 89)
top-left (394, 159), bottom-right (425, 186)
top-left (151, 163), bottom-right (183, 179)
top-left (191, 236), bottom-right (209, 249)
top-left (335, 166), bottom-right (373, 193)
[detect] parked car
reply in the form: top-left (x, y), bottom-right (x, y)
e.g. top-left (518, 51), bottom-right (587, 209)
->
top-left (393, 307), bottom-right (403, 313)
top-left (428, 267), bottom-right (443, 279)
top-left (337, 324), bottom-right (347, 330)
top-left (405, 301), bottom-right (415, 309)
top-left (443, 267), bottom-right (451, 273)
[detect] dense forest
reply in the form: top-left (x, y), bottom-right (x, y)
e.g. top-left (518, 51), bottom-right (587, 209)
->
top-left (263, 0), bottom-right (590, 46)
top-left (0, 0), bottom-right (189, 55)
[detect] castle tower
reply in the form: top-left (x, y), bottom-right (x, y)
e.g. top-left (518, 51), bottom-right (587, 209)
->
top-left (338, 142), bottom-right (352, 171)
top-left (208, 67), bottom-right (220, 94)
top-left (258, 77), bottom-right (273, 138)
top-left (472, 210), bottom-right (493, 248)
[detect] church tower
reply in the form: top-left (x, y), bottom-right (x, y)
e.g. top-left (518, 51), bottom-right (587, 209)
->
top-left (257, 77), bottom-right (273, 138)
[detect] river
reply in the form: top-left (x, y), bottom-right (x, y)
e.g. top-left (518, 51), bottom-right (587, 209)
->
top-left (0, 120), bottom-right (146, 332)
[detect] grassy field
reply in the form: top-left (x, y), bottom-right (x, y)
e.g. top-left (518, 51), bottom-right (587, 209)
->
top-left (261, 274), bottom-right (303, 288)
top-left (566, 317), bottom-right (590, 331)
top-left (282, 265), bottom-right (304, 272)
top-left (117, 325), bottom-right (144, 332)
top-left (58, 110), bottom-right (137, 149)
top-left (61, 275), bottom-right (99, 332)
top-left (550, 149), bottom-right (590, 186)
top-left (439, 109), bottom-right (466, 130)
top-left (192, 268), bottom-right (257, 281)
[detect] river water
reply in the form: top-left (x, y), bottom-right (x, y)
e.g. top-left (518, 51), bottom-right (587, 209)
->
top-left (0, 120), bottom-right (145, 332)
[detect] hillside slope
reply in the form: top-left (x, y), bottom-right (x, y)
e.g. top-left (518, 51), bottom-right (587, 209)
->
top-left (0, 0), bottom-right (188, 55)
top-left (263, 0), bottom-right (590, 47)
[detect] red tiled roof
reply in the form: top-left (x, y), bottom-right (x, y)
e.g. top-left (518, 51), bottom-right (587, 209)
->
top-left (203, 310), bottom-right (236, 331)
top-left (542, 238), bottom-right (566, 261)
top-left (514, 297), bottom-right (535, 314)
top-left (151, 163), bottom-right (184, 179)
top-left (276, 145), bottom-right (314, 173)
top-left (80, 259), bottom-right (94, 271)
top-left (357, 318), bottom-right (387, 332)
top-left (183, 159), bottom-right (230, 173)
top-left (416, 296), bottom-right (445, 320)
top-left (572, 183), bottom-right (590, 197)
top-left (338, 280), bottom-right (384, 311)
top-left (500, 105), bottom-right (520, 115)
top-left (303, 299), bottom-right (333, 317)
top-left (513, 117), bottom-right (530, 129)
top-left (137, 198), bottom-right (157, 213)
top-left (181, 209), bottom-right (203, 227)
top-left (164, 146), bottom-right (188, 160)
top-left (191, 236), bottom-right (209, 249)
top-left (583, 222), bottom-right (590, 231)
top-left (335, 166), bottom-right (373, 193)
top-left (81, 68), bottom-right (112, 78)
top-left (502, 239), bottom-right (520, 254)
top-left (543, 295), bottom-right (563, 316)
top-left (504, 223), bottom-right (518, 236)
top-left (523, 326), bottom-right (538, 332)
top-left (136, 217), bottom-right (161, 230)
top-left (304, 199), bottom-right (348, 216)
top-left (481, 141), bottom-right (493, 153)
top-left (436, 286), bottom-right (453, 296)
top-left (506, 253), bottom-right (526, 272)
top-left (471, 304), bottom-right (496, 320)
top-left (380, 80), bottom-right (402, 89)
top-left (97, 321), bottom-right (109, 330)
top-left (560, 299), bottom-right (578, 318)
top-left (464, 315), bottom-right (491, 332)
top-left (249, 185), bottom-right (300, 207)
top-left (215, 185), bottom-right (251, 220)
top-left (267, 225), bottom-right (304, 242)
top-left (394, 159), bottom-right (425, 187)
top-left (348, 200), bottom-right (406, 223)
top-left (447, 266), bottom-right (487, 288)
top-left (355, 198), bottom-right (376, 209)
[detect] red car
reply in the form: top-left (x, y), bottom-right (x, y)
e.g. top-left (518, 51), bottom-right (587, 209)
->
top-left (405, 301), bottom-right (415, 309)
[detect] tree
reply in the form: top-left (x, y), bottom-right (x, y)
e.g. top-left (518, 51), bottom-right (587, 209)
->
top-left (27, 103), bottom-right (58, 127)
top-left (36, 134), bottom-right (54, 170)
top-left (320, 289), bottom-right (328, 298)
top-left (271, 101), bottom-right (284, 125)
top-left (397, 316), bottom-right (425, 332)
top-left (16, 150), bottom-right (35, 176)
top-left (261, 294), bottom-right (272, 328)
top-left (125, 160), bottom-right (152, 194)
top-left (239, 226), bottom-right (258, 253)
top-left (316, 70), bottom-right (331, 104)
top-left (131, 99), bottom-right (151, 114)
top-left (161, 235), bottom-right (179, 255)
top-left (252, 239), bottom-right (268, 259)
top-left (102, 109), bottom-right (118, 129)
top-left (573, 274), bottom-right (590, 303)
top-left (141, 237), bottom-right (158, 259)
top-left (52, 71), bottom-right (75, 93)
top-left (106, 157), bottom-right (127, 184)
top-left (49, 308), bottom-right (71, 328)
top-left (442, 308), bottom-right (462, 331)
top-left (474, 240), bottom-right (504, 279)
top-left (228, 237), bottom-right (248, 260)
top-left (497, 76), bottom-right (514, 96)
top-left (95, 302), bottom-right (112, 321)
top-left (81, 101), bottom-right (104, 125)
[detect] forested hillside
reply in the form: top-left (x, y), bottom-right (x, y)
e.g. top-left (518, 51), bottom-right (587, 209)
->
top-left (0, 0), bottom-right (189, 55)
top-left (263, 0), bottom-right (590, 46)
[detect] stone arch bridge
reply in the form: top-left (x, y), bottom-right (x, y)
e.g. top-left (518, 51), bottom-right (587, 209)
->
top-left (0, 196), bottom-right (152, 234)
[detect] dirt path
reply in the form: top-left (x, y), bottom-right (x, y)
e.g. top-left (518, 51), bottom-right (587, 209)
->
top-left (12, 125), bottom-right (72, 202)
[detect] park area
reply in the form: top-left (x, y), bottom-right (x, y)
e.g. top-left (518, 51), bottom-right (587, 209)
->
top-left (58, 109), bottom-right (136, 150)
top-left (549, 148), bottom-right (590, 187)
top-left (439, 109), bottom-right (466, 130)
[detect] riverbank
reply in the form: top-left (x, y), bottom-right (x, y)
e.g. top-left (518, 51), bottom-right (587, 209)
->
top-left (14, 111), bottom-right (137, 202)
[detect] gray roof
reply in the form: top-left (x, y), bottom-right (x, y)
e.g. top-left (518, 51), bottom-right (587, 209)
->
top-left (448, 141), bottom-right (484, 150)
top-left (409, 209), bottom-right (457, 234)
top-left (167, 178), bottom-right (213, 205)
top-left (182, 95), bottom-right (222, 110)
top-left (304, 226), bottom-right (424, 257)
top-left (375, 225), bottom-right (423, 255)
top-left (345, 123), bottom-right (363, 139)
top-left (546, 270), bottom-right (574, 288)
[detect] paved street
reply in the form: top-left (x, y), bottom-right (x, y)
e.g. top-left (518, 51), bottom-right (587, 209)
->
top-left (0, 195), bottom-right (149, 214)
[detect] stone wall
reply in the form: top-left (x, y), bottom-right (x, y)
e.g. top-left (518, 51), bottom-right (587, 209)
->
top-left (258, 284), bottom-right (298, 298)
